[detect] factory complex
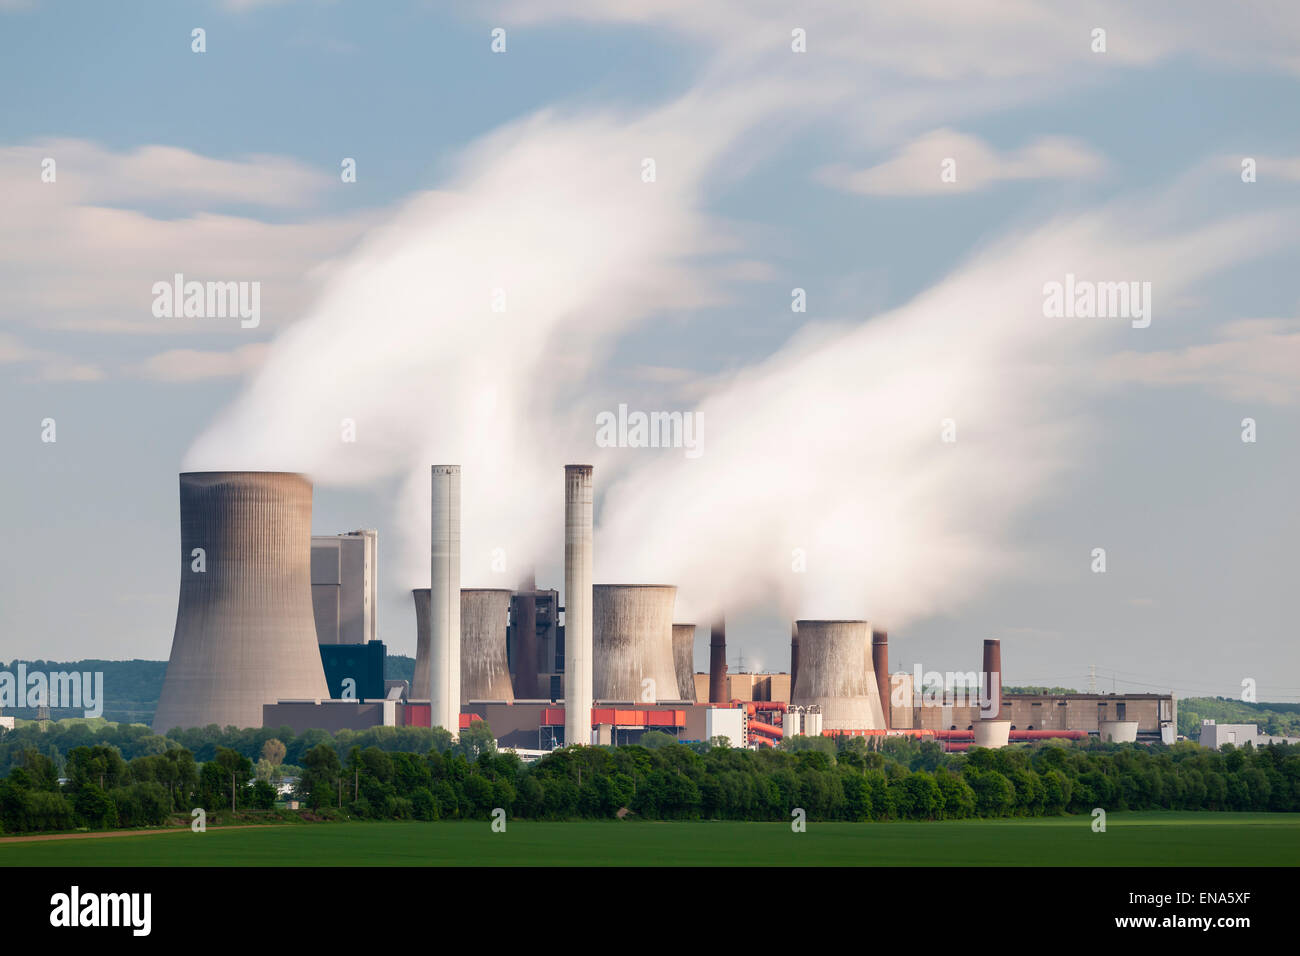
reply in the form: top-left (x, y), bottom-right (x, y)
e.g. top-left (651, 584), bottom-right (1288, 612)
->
top-left (154, 469), bottom-right (1175, 752)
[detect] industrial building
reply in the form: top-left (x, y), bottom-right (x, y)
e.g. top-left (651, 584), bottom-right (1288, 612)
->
top-left (1197, 720), bottom-right (1299, 749)
top-left (311, 530), bottom-right (378, 645)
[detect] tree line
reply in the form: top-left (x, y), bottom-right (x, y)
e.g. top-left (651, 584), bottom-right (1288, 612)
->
top-left (1, 719), bottom-right (1296, 834)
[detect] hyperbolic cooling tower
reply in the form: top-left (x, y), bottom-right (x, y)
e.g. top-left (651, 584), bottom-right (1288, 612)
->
top-left (789, 620), bottom-right (886, 731)
top-left (412, 588), bottom-right (431, 699)
top-left (671, 624), bottom-right (696, 702)
top-left (153, 472), bottom-right (330, 732)
top-left (461, 588), bottom-right (514, 701)
top-left (593, 585), bottom-right (678, 702)
top-left (429, 465), bottom-right (461, 734)
top-left (564, 465), bottom-right (594, 746)
top-left (790, 622), bottom-right (800, 693)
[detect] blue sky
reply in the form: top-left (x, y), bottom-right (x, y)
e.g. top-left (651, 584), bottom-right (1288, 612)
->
top-left (2, 1), bottom-right (1298, 703)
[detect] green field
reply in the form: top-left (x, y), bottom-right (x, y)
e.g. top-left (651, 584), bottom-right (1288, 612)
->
top-left (2, 813), bottom-right (1296, 866)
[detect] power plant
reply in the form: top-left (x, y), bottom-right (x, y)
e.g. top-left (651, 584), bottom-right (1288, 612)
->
top-left (154, 472), bottom-right (330, 732)
top-left (156, 468), bottom-right (1176, 753)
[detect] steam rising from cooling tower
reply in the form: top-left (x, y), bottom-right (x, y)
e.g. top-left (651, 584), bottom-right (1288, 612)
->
top-left (789, 620), bottom-right (886, 731)
top-left (564, 465), bottom-right (593, 746)
top-left (154, 472), bottom-right (329, 732)
top-left (592, 585), bottom-right (678, 702)
top-left (672, 624), bottom-right (697, 702)
top-left (461, 588), bottom-right (514, 701)
top-left (429, 465), bottom-right (461, 734)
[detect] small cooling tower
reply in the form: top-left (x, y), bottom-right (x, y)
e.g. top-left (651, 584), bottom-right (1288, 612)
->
top-left (593, 585), bottom-right (678, 702)
top-left (412, 587), bottom-right (431, 699)
top-left (789, 620), bottom-right (886, 730)
top-left (671, 624), bottom-right (697, 702)
top-left (461, 588), bottom-right (514, 701)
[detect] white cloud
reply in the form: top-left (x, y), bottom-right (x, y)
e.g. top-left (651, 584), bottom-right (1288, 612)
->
top-left (1102, 318), bottom-right (1300, 405)
top-left (0, 140), bottom-right (377, 338)
top-left (133, 344), bottom-right (271, 382)
top-left (818, 128), bottom-right (1107, 196)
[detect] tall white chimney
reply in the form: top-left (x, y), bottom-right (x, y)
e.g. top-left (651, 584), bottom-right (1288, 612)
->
top-left (430, 465), bottom-right (461, 735)
top-left (564, 465), bottom-right (593, 747)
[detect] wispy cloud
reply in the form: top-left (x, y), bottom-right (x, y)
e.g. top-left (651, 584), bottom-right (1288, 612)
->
top-left (818, 129), bottom-right (1107, 196)
top-left (1102, 318), bottom-right (1300, 405)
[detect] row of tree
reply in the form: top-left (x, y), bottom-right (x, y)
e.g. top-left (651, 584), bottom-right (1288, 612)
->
top-left (2, 721), bottom-right (1296, 834)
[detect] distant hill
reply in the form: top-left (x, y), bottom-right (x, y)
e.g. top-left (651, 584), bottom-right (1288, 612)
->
top-left (1178, 697), bottom-right (1300, 738)
top-left (0, 654), bottom-right (417, 725)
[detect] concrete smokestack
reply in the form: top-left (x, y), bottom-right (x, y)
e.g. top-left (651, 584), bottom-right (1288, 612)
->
top-left (591, 585), bottom-right (677, 701)
top-left (981, 638), bottom-right (1003, 720)
top-left (154, 472), bottom-right (329, 732)
top-left (672, 624), bottom-right (697, 702)
top-left (708, 617), bottom-right (727, 703)
top-left (429, 465), bottom-right (461, 735)
top-left (564, 465), bottom-right (593, 747)
top-left (872, 629), bottom-right (890, 730)
top-left (412, 587), bottom-right (430, 699)
top-left (790, 620), bottom-right (886, 730)
top-left (512, 570), bottom-right (539, 699)
top-left (461, 588), bottom-right (514, 701)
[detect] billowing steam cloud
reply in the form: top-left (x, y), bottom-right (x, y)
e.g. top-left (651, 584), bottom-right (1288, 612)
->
top-left (186, 97), bottom-right (768, 585)
top-left (596, 206), bottom-right (1293, 625)
top-left (188, 89), bottom-right (1292, 633)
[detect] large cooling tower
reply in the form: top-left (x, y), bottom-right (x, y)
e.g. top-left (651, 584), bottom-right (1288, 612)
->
top-left (462, 588), bottom-right (514, 701)
top-left (564, 465), bottom-right (594, 746)
top-left (429, 465), bottom-right (461, 734)
top-left (412, 588), bottom-right (431, 699)
top-left (672, 624), bottom-right (697, 702)
top-left (593, 585), bottom-right (678, 702)
top-left (154, 472), bottom-right (330, 732)
top-left (789, 620), bottom-right (886, 730)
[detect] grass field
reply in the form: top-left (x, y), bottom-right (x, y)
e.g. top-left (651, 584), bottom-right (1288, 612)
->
top-left (2, 812), bottom-right (1296, 866)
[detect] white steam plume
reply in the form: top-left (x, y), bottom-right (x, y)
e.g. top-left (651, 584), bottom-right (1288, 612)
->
top-left (596, 204), bottom-right (1294, 627)
top-left (185, 97), bottom-right (772, 587)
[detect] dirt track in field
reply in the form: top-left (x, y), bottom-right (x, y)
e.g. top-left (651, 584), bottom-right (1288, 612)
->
top-left (0, 824), bottom-right (290, 844)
